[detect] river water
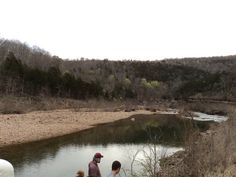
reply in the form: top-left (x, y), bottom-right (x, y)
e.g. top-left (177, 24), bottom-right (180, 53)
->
top-left (0, 113), bottom-right (217, 177)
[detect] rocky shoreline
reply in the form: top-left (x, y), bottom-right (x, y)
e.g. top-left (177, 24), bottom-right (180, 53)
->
top-left (0, 109), bottom-right (152, 148)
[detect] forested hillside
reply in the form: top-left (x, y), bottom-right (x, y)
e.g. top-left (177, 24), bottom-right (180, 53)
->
top-left (1, 38), bottom-right (236, 101)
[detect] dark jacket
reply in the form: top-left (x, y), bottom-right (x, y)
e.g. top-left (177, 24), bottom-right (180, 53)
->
top-left (88, 160), bottom-right (101, 177)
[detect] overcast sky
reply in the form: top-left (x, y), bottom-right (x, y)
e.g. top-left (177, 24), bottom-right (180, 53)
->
top-left (1, 0), bottom-right (236, 60)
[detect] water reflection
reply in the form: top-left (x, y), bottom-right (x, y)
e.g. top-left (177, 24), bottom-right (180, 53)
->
top-left (0, 114), bottom-right (212, 177)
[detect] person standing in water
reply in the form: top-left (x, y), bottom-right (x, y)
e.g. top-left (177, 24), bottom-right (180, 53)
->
top-left (107, 161), bottom-right (121, 177)
top-left (0, 159), bottom-right (14, 177)
top-left (88, 152), bottom-right (103, 177)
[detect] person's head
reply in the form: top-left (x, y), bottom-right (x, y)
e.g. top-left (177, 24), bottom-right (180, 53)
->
top-left (93, 153), bottom-right (103, 163)
top-left (112, 160), bottom-right (121, 174)
top-left (76, 170), bottom-right (84, 177)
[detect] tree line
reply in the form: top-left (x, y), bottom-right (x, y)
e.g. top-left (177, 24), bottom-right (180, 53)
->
top-left (0, 52), bottom-right (102, 99)
top-left (0, 38), bottom-right (236, 101)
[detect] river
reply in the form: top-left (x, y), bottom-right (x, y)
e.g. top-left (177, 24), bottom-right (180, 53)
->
top-left (0, 113), bottom-right (223, 177)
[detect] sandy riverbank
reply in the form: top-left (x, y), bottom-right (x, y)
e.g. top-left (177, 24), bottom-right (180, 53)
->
top-left (0, 109), bottom-right (152, 148)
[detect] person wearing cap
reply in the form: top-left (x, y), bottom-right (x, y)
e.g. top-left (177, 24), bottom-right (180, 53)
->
top-left (107, 161), bottom-right (121, 177)
top-left (88, 152), bottom-right (103, 177)
top-left (0, 159), bottom-right (14, 177)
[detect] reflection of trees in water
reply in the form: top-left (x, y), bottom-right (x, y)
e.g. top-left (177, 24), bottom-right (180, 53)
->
top-left (77, 114), bottom-right (211, 145)
top-left (0, 139), bottom-right (62, 169)
top-left (0, 114), bottom-right (212, 169)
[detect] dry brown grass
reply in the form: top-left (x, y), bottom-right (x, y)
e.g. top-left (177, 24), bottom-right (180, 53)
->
top-left (158, 106), bottom-right (236, 177)
top-left (187, 109), bottom-right (236, 177)
top-left (0, 95), bottom-right (79, 114)
top-left (0, 95), bottom-right (143, 114)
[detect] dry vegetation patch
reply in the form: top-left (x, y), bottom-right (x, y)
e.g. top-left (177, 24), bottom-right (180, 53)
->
top-left (0, 96), bottom-right (144, 114)
top-left (158, 108), bottom-right (236, 177)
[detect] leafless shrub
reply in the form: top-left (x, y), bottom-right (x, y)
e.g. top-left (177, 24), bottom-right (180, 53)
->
top-left (158, 106), bottom-right (235, 177)
top-left (178, 108), bottom-right (235, 177)
top-left (120, 143), bottom-right (162, 177)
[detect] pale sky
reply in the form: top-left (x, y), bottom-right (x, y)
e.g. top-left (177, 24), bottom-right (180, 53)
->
top-left (1, 0), bottom-right (236, 60)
